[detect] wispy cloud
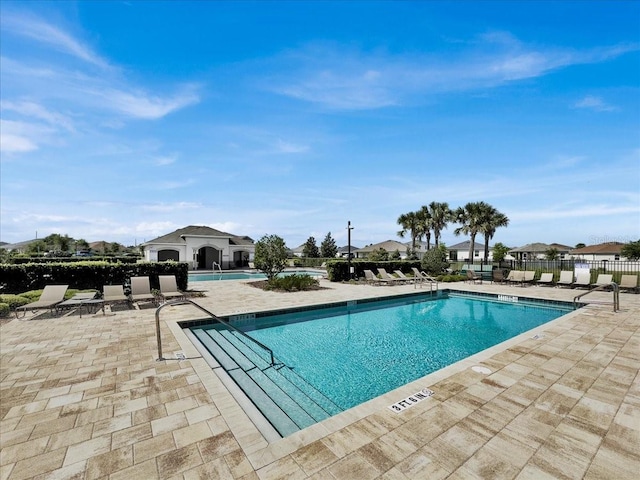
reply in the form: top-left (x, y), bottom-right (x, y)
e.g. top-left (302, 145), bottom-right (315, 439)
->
top-left (265, 36), bottom-right (638, 110)
top-left (574, 95), bottom-right (617, 112)
top-left (97, 86), bottom-right (201, 120)
top-left (0, 119), bottom-right (55, 154)
top-left (274, 139), bottom-right (309, 154)
top-left (1, 12), bottom-right (201, 143)
top-left (1, 12), bottom-right (110, 69)
top-left (1, 100), bottom-right (75, 131)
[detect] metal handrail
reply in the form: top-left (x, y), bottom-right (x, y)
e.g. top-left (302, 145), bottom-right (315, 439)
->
top-left (415, 273), bottom-right (438, 292)
top-left (155, 298), bottom-right (275, 365)
top-left (573, 282), bottom-right (619, 312)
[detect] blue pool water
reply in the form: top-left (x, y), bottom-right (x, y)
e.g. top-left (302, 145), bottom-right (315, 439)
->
top-left (192, 293), bottom-right (573, 416)
top-left (189, 269), bottom-right (323, 282)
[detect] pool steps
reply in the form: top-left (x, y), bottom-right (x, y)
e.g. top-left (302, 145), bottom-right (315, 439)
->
top-left (192, 326), bottom-right (341, 436)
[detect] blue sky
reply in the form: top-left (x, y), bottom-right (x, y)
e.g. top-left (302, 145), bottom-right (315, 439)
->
top-left (1, 1), bottom-right (639, 250)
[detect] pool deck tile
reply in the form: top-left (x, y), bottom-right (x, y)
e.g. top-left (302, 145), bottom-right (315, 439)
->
top-left (1, 278), bottom-right (639, 479)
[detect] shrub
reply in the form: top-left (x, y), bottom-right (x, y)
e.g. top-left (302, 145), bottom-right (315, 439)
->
top-left (264, 274), bottom-right (319, 292)
top-left (0, 294), bottom-right (31, 310)
top-left (421, 247), bottom-right (450, 275)
top-left (0, 303), bottom-right (9, 317)
top-left (254, 234), bottom-right (288, 281)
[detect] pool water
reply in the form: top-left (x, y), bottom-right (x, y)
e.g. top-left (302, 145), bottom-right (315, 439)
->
top-left (242, 294), bottom-right (571, 409)
top-left (188, 269), bottom-right (323, 282)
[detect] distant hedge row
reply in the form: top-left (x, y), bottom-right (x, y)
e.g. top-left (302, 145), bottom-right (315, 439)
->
top-left (0, 261), bottom-right (189, 294)
top-left (5, 256), bottom-right (141, 265)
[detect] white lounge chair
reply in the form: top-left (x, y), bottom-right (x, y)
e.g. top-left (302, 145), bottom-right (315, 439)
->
top-left (573, 272), bottom-right (592, 289)
top-left (536, 273), bottom-right (554, 286)
top-left (619, 275), bottom-right (639, 293)
top-left (556, 271), bottom-right (574, 288)
top-left (103, 285), bottom-right (131, 310)
top-left (377, 268), bottom-right (404, 284)
top-left (394, 270), bottom-right (415, 284)
top-left (130, 276), bottom-right (157, 306)
top-left (15, 285), bottom-right (69, 318)
top-left (159, 275), bottom-right (185, 301)
top-left (590, 274), bottom-right (613, 289)
top-left (505, 270), bottom-right (524, 286)
top-left (521, 271), bottom-right (536, 286)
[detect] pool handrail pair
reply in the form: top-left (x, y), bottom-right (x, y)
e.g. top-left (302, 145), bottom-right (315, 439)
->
top-left (155, 298), bottom-right (275, 365)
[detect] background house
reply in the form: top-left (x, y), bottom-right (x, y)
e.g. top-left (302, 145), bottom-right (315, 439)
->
top-left (448, 240), bottom-right (490, 262)
top-left (353, 240), bottom-right (408, 259)
top-left (570, 242), bottom-right (627, 261)
top-left (509, 242), bottom-right (573, 261)
top-left (141, 225), bottom-right (254, 270)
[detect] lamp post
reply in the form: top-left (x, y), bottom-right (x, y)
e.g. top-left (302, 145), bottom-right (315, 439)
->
top-left (347, 221), bottom-right (354, 280)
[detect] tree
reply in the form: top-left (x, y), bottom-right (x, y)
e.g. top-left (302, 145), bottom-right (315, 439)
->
top-left (418, 206), bottom-right (433, 250)
top-left (390, 249), bottom-right (401, 260)
top-left (302, 236), bottom-right (320, 258)
top-left (621, 240), bottom-right (640, 260)
top-left (368, 248), bottom-right (389, 262)
top-left (254, 234), bottom-right (288, 281)
top-left (453, 201), bottom-right (488, 261)
top-left (421, 244), bottom-right (449, 275)
top-left (575, 243), bottom-right (586, 249)
top-left (320, 232), bottom-right (338, 258)
top-left (480, 206), bottom-right (509, 261)
top-left (397, 211), bottom-right (423, 252)
top-left (545, 247), bottom-right (559, 261)
top-left (427, 201), bottom-right (453, 248)
top-left (492, 242), bottom-right (510, 263)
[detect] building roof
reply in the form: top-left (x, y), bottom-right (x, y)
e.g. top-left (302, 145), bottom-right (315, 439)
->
top-left (448, 240), bottom-right (492, 251)
top-left (509, 242), bottom-right (573, 253)
top-left (355, 240), bottom-right (407, 253)
top-left (142, 225), bottom-right (254, 245)
top-left (570, 242), bottom-right (625, 255)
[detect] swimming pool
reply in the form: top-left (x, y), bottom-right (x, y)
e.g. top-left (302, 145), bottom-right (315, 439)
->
top-left (186, 290), bottom-right (574, 437)
top-left (188, 269), bottom-right (324, 282)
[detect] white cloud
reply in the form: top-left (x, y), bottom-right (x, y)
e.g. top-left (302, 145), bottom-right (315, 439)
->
top-left (265, 37), bottom-right (638, 110)
top-left (275, 139), bottom-right (309, 154)
top-left (1, 100), bottom-right (75, 131)
top-left (0, 119), bottom-right (56, 154)
top-left (1, 13), bottom-right (110, 69)
top-left (98, 87), bottom-right (200, 120)
top-left (574, 95), bottom-right (617, 112)
top-left (0, 132), bottom-right (38, 153)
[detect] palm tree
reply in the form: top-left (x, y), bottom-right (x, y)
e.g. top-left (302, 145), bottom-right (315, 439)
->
top-left (453, 201), bottom-right (488, 261)
top-left (428, 201), bottom-right (453, 248)
top-left (418, 205), bottom-right (433, 250)
top-left (480, 206), bottom-right (509, 261)
top-left (397, 211), bottom-right (423, 253)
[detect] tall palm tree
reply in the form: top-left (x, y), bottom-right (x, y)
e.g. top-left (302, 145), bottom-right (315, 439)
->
top-left (428, 201), bottom-right (453, 248)
top-left (397, 211), bottom-right (422, 253)
top-left (418, 205), bottom-right (433, 250)
top-left (480, 207), bottom-right (509, 261)
top-left (453, 201), bottom-right (488, 261)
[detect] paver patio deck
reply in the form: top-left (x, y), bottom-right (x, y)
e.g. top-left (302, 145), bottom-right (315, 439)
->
top-left (1, 278), bottom-right (638, 479)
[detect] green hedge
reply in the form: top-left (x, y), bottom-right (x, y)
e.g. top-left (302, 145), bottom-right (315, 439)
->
top-left (0, 261), bottom-right (189, 294)
top-left (6, 256), bottom-right (140, 264)
top-left (326, 260), bottom-right (424, 282)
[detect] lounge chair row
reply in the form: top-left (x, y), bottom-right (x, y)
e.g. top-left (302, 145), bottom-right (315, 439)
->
top-left (493, 271), bottom-right (639, 291)
top-left (363, 268), bottom-right (436, 286)
top-left (15, 275), bottom-right (186, 318)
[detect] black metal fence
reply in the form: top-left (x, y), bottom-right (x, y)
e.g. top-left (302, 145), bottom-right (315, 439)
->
top-left (452, 259), bottom-right (640, 282)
